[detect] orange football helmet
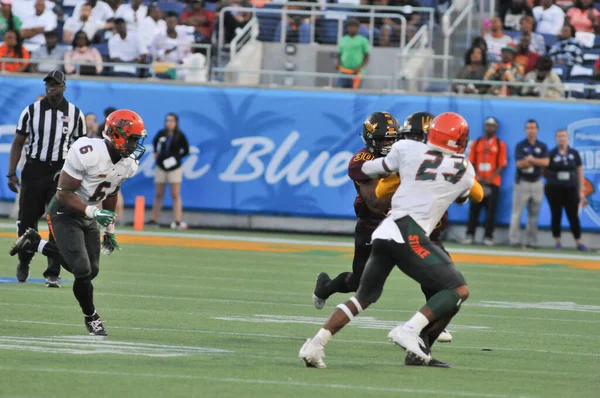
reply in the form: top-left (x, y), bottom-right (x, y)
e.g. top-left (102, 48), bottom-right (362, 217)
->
top-left (103, 109), bottom-right (147, 162)
top-left (427, 112), bottom-right (469, 154)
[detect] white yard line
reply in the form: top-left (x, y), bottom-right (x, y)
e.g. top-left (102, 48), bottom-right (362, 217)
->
top-left (0, 365), bottom-right (538, 397)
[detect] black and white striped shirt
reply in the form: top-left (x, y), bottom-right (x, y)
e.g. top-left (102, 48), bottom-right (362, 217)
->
top-left (16, 97), bottom-right (86, 163)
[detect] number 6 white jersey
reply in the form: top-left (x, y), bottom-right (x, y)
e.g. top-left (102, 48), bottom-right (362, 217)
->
top-left (373, 139), bottom-right (475, 237)
top-left (62, 137), bottom-right (138, 206)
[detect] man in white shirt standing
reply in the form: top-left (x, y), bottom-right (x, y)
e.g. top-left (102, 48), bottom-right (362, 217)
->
top-left (533, 0), bottom-right (565, 36)
top-left (115, 0), bottom-right (147, 32)
top-left (138, 3), bottom-right (166, 53)
top-left (20, 0), bottom-right (57, 44)
top-left (62, 3), bottom-right (105, 43)
top-left (150, 11), bottom-right (192, 79)
top-left (72, 0), bottom-right (114, 24)
top-left (108, 17), bottom-right (146, 76)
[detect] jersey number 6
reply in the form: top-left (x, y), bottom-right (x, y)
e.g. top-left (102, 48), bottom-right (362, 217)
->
top-left (79, 145), bottom-right (93, 155)
top-left (89, 181), bottom-right (112, 202)
top-left (415, 150), bottom-right (467, 184)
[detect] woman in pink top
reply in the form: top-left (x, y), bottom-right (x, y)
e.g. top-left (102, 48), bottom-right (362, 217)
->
top-left (567, 0), bottom-right (600, 33)
top-left (64, 30), bottom-right (103, 75)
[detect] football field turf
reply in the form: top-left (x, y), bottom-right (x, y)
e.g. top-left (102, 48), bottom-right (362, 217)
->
top-left (1, 227), bottom-right (599, 398)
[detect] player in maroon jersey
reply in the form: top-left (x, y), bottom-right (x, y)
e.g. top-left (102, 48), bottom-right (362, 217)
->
top-left (312, 111), bottom-right (399, 310)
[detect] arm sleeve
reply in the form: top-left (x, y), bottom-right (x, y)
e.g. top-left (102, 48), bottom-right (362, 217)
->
top-left (75, 109), bottom-right (87, 138)
top-left (375, 174), bottom-right (400, 199)
top-left (348, 151), bottom-right (375, 181)
top-left (362, 37), bottom-right (370, 53)
top-left (361, 158), bottom-right (388, 178)
top-left (499, 141), bottom-right (508, 167)
top-left (16, 106), bottom-right (30, 136)
top-left (108, 37), bottom-right (118, 58)
top-left (469, 180), bottom-right (484, 203)
top-left (62, 147), bottom-right (86, 180)
top-left (515, 143), bottom-right (525, 161)
top-left (179, 134), bottom-right (190, 158)
top-left (153, 133), bottom-right (160, 153)
top-left (574, 150), bottom-right (582, 166)
top-left (541, 143), bottom-right (549, 158)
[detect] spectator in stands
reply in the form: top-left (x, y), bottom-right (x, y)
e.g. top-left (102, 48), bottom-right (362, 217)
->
top-left (64, 30), bottom-right (103, 75)
top-left (548, 24), bottom-right (583, 66)
top-left (378, 0), bottom-right (421, 46)
top-left (545, 129), bottom-right (588, 251)
top-left (453, 46), bottom-right (488, 94)
top-left (220, 0), bottom-right (252, 44)
top-left (533, 0), bottom-right (565, 36)
top-left (515, 34), bottom-right (540, 73)
top-left (180, 0), bottom-right (215, 42)
top-left (336, 19), bottom-right (369, 89)
top-left (72, 0), bottom-right (114, 23)
top-left (149, 112), bottom-right (190, 230)
top-left (0, 28), bottom-right (29, 72)
top-left (566, 0), bottom-right (600, 33)
top-left (108, 17), bottom-right (146, 76)
top-left (501, 0), bottom-right (533, 31)
top-left (0, 0), bottom-right (21, 37)
top-left (115, 0), bottom-right (147, 31)
top-left (20, 0), bottom-right (57, 45)
top-left (509, 119), bottom-right (549, 249)
top-left (484, 43), bottom-right (524, 95)
top-left (62, 3), bottom-right (105, 43)
top-left (30, 30), bottom-right (66, 73)
top-left (471, 36), bottom-right (489, 53)
top-left (483, 17), bottom-right (514, 62)
top-left (522, 55), bottom-right (564, 98)
top-left (85, 112), bottom-right (100, 138)
top-left (464, 117), bottom-right (508, 246)
top-left (517, 16), bottom-right (546, 54)
top-left (150, 11), bottom-right (193, 79)
top-left (139, 3), bottom-right (166, 52)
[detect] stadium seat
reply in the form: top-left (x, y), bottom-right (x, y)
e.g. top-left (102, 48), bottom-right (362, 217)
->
top-left (504, 31), bottom-right (520, 40)
top-left (91, 42), bottom-right (109, 58)
top-left (542, 33), bottom-right (558, 50)
top-left (157, 1), bottom-right (186, 16)
top-left (318, 19), bottom-right (339, 45)
top-left (564, 78), bottom-right (592, 99)
top-left (256, 12), bottom-right (280, 42)
top-left (62, 6), bottom-right (75, 17)
top-left (594, 35), bottom-right (600, 48)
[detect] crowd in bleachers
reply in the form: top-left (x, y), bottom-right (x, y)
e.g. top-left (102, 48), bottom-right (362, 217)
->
top-left (456, 0), bottom-right (600, 98)
top-left (0, 0), bottom-right (221, 79)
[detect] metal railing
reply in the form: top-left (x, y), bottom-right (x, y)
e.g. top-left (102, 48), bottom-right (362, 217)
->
top-left (218, 6), bottom-right (409, 51)
top-left (442, 0), bottom-right (474, 79)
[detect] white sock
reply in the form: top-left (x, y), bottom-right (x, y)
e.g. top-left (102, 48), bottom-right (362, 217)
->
top-left (313, 328), bottom-right (332, 346)
top-left (402, 312), bottom-right (430, 333)
top-left (37, 239), bottom-right (48, 254)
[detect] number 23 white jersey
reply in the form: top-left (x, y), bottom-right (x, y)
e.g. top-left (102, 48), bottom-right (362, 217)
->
top-left (62, 138), bottom-right (138, 206)
top-left (380, 139), bottom-right (476, 237)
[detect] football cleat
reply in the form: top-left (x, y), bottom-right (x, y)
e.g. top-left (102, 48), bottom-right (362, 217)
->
top-left (312, 272), bottom-right (331, 310)
top-left (16, 263), bottom-right (29, 283)
top-left (299, 338), bottom-right (326, 369)
top-left (85, 313), bottom-right (108, 336)
top-left (462, 235), bottom-right (474, 245)
top-left (9, 228), bottom-right (41, 256)
top-left (45, 276), bottom-right (61, 288)
top-left (436, 329), bottom-right (452, 343)
top-left (388, 326), bottom-right (431, 364)
top-left (405, 354), bottom-right (450, 368)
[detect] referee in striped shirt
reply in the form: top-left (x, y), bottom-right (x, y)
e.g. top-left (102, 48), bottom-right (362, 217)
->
top-left (7, 70), bottom-right (86, 287)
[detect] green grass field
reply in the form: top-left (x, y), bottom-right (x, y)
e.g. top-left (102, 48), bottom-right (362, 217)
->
top-left (1, 227), bottom-right (599, 398)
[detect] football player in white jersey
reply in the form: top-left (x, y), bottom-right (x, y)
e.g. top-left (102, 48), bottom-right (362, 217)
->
top-left (9, 109), bottom-right (147, 336)
top-left (299, 112), bottom-right (476, 368)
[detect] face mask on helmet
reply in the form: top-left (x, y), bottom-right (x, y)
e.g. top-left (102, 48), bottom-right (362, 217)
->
top-left (108, 126), bottom-right (147, 163)
top-left (375, 136), bottom-right (397, 155)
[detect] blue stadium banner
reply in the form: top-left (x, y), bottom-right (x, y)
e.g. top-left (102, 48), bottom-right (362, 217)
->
top-left (0, 76), bottom-right (599, 231)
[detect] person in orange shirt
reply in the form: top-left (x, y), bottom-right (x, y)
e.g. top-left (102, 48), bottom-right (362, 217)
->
top-left (464, 117), bottom-right (508, 246)
top-left (0, 28), bottom-right (29, 72)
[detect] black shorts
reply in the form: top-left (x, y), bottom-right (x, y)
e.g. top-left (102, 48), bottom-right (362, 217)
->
top-left (356, 216), bottom-right (466, 303)
top-left (48, 201), bottom-right (101, 280)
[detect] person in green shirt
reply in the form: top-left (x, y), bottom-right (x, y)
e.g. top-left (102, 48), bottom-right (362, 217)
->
top-left (0, 0), bottom-right (21, 38)
top-left (336, 18), bottom-right (370, 89)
